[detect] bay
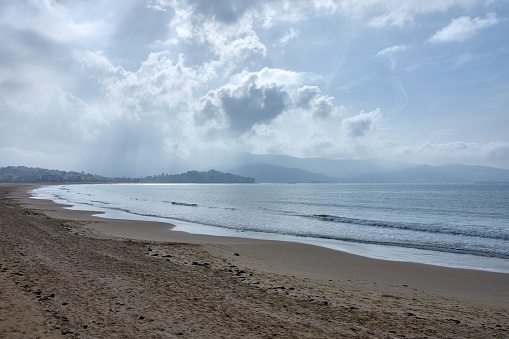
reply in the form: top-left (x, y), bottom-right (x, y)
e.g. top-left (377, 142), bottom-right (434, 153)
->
top-left (31, 183), bottom-right (509, 273)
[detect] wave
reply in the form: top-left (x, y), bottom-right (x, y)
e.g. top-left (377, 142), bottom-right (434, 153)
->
top-left (305, 214), bottom-right (509, 241)
top-left (94, 204), bottom-right (508, 259)
top-left (163, 201), bottom-right (198, 207)
top-left (120, 210), bottom-right (509, 259)
top-left (31, 186), bottom-right (509, 260)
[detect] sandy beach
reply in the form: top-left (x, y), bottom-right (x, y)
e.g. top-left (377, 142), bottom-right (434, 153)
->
top-left (1, 184), bottom-right (508, 338)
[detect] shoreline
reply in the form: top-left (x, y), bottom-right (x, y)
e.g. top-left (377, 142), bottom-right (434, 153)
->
top-left (2, 183), bottom-right (509, 337)
top-left (19, 184), bottom-right (509, 305)
top-left (29, 183), bottom-right (509, 274)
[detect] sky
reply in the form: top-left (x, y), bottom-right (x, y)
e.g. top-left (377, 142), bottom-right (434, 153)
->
top-left (1, 0), bottom-right (508, 176)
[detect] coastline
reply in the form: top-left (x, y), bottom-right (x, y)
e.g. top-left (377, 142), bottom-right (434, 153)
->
top-left (25, 184), bottom-right (509, 293)
top-left (31, 182), bottom-right (509, 274)
top-left (1, 183), bottom-right (508, 337)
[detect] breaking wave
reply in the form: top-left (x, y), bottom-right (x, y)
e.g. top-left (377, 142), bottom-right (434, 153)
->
top-left (305, 214), bottom-right (509, 241)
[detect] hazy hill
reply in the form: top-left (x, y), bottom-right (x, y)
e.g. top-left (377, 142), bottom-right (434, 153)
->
top-left (3, 161), bottom-right (508, 184)
top-left (230, 163), bottom-right (338, 183)
top-left (228, 158), bottom-right (509, 183)
top-left (0, 166), bottom-right (110, 183)
top-left (340, 164), bottom-right (509, 183)
top-left (141, 169), bottom-right (254, 183)
top-left (218, 153), bottom-right (413, 178)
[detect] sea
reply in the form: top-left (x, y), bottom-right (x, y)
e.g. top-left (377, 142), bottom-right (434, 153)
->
top-left (30, 183), bottom-right (509, 273)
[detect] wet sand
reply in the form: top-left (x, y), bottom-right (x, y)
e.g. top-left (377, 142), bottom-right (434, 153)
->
top-left (1, 183), bottom-right (508, 338)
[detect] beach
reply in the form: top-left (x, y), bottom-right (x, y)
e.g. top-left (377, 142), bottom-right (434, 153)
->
top-left (1, 184), bottom-right (508, 338)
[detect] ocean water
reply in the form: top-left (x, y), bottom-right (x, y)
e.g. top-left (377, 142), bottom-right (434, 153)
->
top-left (31, 183), bottom-right (509, 273)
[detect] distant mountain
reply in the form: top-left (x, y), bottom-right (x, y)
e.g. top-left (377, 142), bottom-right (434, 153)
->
top-left (3, 161), bottom-right (508, 184)
top-left (217, 152), bottom-right (509, 183)
top-left (229, 163), bottom-right (338, 183)
top-left (226, 157), bottom-right (509, 183)
top-left (339, 164), bottom-right (509, 183)
top-left (216, 153), bottom-right (413, 178)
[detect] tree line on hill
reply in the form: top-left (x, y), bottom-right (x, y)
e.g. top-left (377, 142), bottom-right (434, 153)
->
top-left (0, 166), bottom-right (254, 184)
top-left (140, 170), bottom-right (254, 183)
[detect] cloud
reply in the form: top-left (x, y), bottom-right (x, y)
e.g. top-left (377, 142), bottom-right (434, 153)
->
top-left (108, 2), bottom-right (171, 64)
top-left (364, 0), bottom-right (478, 29)
top-left (294, 86), bottom-right (335, 118)
top-left (376, 45), bottom-right (409, 70)
top-left (195, 68), bottom-right (340, 136)
top-left (77, 50), bottom-right (126, 82)
top-left (1, 0), bottom-right (507, 175)
top-left (78, 50), bottom-right (200, 108)
top-left (196, 71), bottom-right (290, 134)
top-left (245, 0), bottom-right (480, 30)
top-left (0, 0), bottom-right (101, 44)
top-left (428, 13), bottom-right (498, 43)
top-left (189, 67), bottom-right (347, 160)
top-left (369, 9), bottom-right (414, 28)
top-left (0, 0), bottom-right (99, 98)
top-left (275, 28), bottom-right (300, 47)
top-left (0, 84), bottom-right (91, 170)
top-left (342, 109), bottom-right (382, 139)
top-left (63, 49), bottom-right (211, 174)
top-left (221, 81), bottom-right (288, 132)
top-left (167, 1), bottom-right (267, 75)
top-left (390, 141), bottom-right (509, 168)
top-left (190, 0), bottom-right (257, 24)
top-left (376, 45), bottom-right (408, 56)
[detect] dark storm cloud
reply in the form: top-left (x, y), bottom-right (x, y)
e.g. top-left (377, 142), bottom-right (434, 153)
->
top-left (220, 83), bottom-right (288, 132)
top-left (199, 75), bottom-right (290, 134)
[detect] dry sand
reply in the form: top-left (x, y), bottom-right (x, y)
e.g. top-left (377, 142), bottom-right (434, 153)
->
top-left (1, 183), bottom-right (508, 338)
